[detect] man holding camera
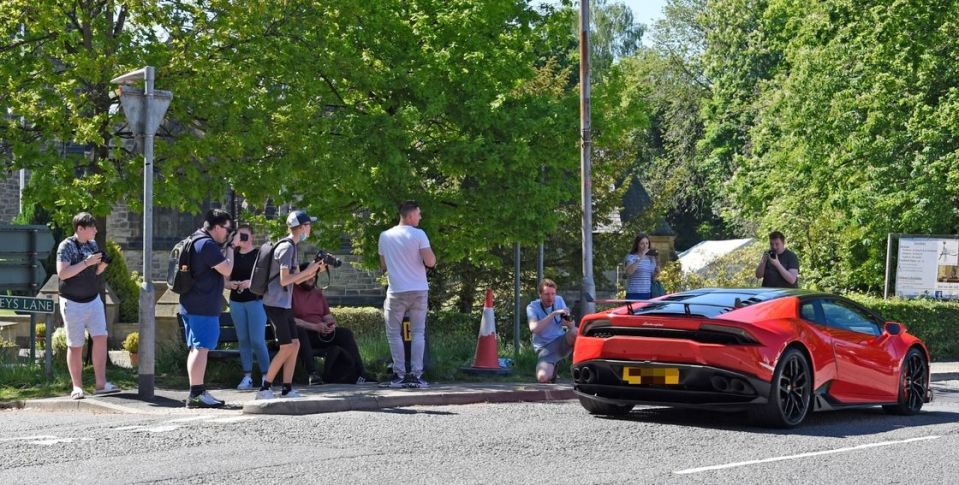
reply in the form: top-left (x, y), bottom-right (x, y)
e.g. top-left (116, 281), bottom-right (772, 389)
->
top-left (256, 210), bottom-right (324, 400)
top-left (56, 212), bottom-right (119, 400)
top-left (527, 279), bottom-right (576, 383)
top-left (755, 231), bottom-right (800, 288)
top-left (180, 209), bottom-right (235, 408)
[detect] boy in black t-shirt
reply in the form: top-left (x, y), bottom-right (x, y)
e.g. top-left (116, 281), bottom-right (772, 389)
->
top-left (755, 231), bottom-right (800, 288)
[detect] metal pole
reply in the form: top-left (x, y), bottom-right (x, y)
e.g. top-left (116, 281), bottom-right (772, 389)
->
top-left (537, 243), bottom-right (544, 284)
top-left (29, 313), bottom-right (36, 361)
top-left (884, 233), bottom-right (894, 299)
top-left (138, 66), bottom-right (156, 400)
top-left (18, 169), bottom-right (26, 216)
top-left (44, 311), bottom-right (53, 379)
top-left (579, 0), bottom-right (596, 316)
top-left (513, 242), bottom-right (521, 364)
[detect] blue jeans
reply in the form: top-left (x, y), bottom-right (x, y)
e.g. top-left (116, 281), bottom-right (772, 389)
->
top-left (229, 299), bottom-right (270, 374)
top-left (626, 292), bottom-right (651, 300)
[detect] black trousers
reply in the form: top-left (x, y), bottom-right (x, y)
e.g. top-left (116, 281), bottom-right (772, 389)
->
top-left (296, 326), bottom-right (366, 383)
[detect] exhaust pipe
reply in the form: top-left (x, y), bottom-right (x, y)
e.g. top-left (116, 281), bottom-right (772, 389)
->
top-left (581, 366), bottom-right (595, 384)
top-left (710, 375), bottom-right (730, 392)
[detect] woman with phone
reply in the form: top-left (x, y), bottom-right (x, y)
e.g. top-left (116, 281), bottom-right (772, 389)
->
top-left (226, 224), bottom-right (270, 390)
top-left (624, 233), bottom-right (659, 300)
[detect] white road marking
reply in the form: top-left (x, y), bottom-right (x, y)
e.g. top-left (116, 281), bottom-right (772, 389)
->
top-left (0, 435), bottom-right (57, 442)
top-left (206, 416), bottom-right (256, 424)
top-left (674, 435), bottom-right (941, 475)
top-left (31, 437), bottom-right (93, 446)
top-left (167, 416), bottom-right (211, 423)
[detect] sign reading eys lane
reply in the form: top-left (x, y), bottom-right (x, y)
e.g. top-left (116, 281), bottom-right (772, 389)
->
top-left (0, 295), bottom-right (55, 314)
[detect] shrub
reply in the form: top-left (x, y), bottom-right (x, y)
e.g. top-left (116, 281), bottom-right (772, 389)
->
top-left (35, 323), bottom-right (46, 349)
top-left (123, 332), bottom-right (140, 354)
top-left (51, 327), bottom-right (68, 354)
top-left (103, 241), bottom-right (142, 323)
top-left (846, 294), bottom-right (959, 361)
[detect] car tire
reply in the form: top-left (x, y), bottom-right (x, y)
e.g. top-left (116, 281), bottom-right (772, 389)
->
top-left (748, 347), bottom-right (812, 428)
top-left (883, 348), bottom-right (927, 416)
top-left (578, 395), bottom-right (634, 416)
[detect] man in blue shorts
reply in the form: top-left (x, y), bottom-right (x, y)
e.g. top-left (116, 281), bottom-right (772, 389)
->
top-left (179, 209), bottom-right (234, 408)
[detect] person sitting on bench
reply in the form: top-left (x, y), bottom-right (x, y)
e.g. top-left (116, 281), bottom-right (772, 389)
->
top-left (292, 263), bottom-right (377, 385)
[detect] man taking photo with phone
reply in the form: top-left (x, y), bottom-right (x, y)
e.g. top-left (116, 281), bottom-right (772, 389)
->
top-left (755, 231), bottom-right (800, 288)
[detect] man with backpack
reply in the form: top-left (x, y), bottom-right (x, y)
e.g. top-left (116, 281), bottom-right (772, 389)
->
top-left (255, 210), bottom-right (324, 400)
top-left (179, 209), bottom-right (235, 408)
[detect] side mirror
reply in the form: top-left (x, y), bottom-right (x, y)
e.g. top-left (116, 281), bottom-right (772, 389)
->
top-left (884, 322), bottom-right (902, 336)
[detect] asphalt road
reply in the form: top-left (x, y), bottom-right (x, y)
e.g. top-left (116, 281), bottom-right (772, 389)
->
top-left (2, 381), bottom-right (957, 484)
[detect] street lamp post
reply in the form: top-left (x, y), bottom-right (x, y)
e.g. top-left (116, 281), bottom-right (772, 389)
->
top-left (111, 66), bottom-right (172, 400)
top-left (579, 1), bottom-right (596, 316)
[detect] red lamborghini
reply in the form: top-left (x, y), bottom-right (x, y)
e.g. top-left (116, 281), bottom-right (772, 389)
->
top-left (572, 288), bottom-right (933, 427)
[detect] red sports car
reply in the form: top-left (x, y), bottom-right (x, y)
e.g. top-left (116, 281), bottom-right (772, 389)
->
top-left (572, 288), bottom-right (933, 427)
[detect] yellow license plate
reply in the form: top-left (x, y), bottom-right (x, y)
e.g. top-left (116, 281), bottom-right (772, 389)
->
top-left (622, 367), bottom-right (680, 385)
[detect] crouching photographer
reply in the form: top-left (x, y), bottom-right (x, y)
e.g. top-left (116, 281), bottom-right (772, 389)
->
top-left (526, 279), bottom-right (577, 384)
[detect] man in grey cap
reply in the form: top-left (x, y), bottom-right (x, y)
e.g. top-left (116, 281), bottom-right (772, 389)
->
top-left (256, 210), bottom-right (324, 399)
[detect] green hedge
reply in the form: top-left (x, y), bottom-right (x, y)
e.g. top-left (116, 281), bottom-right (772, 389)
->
top-left (330, 307), bottom-right (477, 341)
top-left (847, 294), bottom-right (959, 361)
top-left (103, 241), bottom-right (142, 323)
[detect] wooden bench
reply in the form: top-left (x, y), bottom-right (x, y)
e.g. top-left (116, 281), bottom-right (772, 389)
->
top-left (176, 312), bottom-right (327, 361)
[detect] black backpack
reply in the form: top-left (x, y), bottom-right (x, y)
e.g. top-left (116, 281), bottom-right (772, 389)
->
top-left (249, 237), bottom-right (293, 296)
top-left (167, 233), bottom-right (212, 295)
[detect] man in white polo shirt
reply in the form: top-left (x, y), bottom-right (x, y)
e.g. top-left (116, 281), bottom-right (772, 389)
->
top-left (378, 200), bottom-right (436, 388)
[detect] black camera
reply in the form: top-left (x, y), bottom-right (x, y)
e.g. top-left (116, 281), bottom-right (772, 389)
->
top-left (560, 311), bottom-right (573, 322)
top-left (239, 233), bottom-right (249, 242)
top-left (92, 250), bottom-right (112, 264)
top-left (314, 250), bottom-right (343, 268)
top-left (767, 249), bottom-right (778, 260)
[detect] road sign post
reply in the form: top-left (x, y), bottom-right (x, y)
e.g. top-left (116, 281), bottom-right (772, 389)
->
top-left (112, 66), bottom-right (172, 400)
top-left (0, 295), bottom-right (56, 378)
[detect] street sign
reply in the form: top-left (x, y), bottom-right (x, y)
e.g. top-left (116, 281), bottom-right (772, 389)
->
top-left (0, 225), bottom-right (53, 291)
top-left (117, 85), bottom-right (172, 137)
top-left (0, 264), bottom-right (47, 288)
top-left (0, 224), bottom-right (55, 257)
top-left (0, 295), bottom-right (55, 314)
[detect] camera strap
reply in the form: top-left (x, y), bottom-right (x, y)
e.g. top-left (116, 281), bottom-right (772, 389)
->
top-left (540, 301), bottom-right (562, 325)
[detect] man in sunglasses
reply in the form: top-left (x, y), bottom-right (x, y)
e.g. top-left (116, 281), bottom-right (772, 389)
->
top-left (179, 208), bottom-right (235, 408)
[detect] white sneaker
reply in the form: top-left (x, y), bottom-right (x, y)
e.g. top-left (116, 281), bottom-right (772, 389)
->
top-left (94, 382), bottom-right (121, 395)
top-left (255, 389), bottom-right (275, 400)
top-left (280, 389), bottom-right (304, 398)
top-left (236, 375), bottom-right (254, 390)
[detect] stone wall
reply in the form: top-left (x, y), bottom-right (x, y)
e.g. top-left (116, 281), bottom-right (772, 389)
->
top-left (0, 170), bottom-right (24, 223)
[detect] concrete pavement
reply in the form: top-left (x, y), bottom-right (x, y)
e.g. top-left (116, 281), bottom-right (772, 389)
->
top-left (19, 381), bottom-right (576, 416)
top-left (14, 362), bottom-right (959, 416)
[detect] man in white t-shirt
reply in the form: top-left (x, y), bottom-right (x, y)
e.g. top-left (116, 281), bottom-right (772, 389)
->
top-left (378, 200), bottom-right (436, 388)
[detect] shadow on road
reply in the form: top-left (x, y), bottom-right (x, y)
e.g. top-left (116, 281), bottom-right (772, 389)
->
top-left (366, 407), bottom-right (458, 416)
top-left (598, 405), bottom-right (959, 437)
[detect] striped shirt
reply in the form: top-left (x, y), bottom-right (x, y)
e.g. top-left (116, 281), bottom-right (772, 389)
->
top-left (625, 254), bottom-right (657, 294)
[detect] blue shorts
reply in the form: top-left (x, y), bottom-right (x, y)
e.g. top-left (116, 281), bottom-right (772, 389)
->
top-left (181, 313), bottom-right (220, 350)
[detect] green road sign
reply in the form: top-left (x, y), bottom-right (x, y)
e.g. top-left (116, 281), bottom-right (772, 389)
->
top-left (0, 225), bottom-right (54, 291)
top-left (0, 295), bottom-right (55, 314)
top-left (0, 224), bottom-right (55, 257)
top-left (0, 264), bottom-right (47, 288)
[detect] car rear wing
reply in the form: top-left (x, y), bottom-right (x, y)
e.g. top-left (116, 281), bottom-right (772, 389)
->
top-left (597, 298), bottom-right (760, 317)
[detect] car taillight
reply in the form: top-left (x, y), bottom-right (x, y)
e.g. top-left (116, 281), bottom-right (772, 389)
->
top-left (698, 323), bottom-right (760, 345)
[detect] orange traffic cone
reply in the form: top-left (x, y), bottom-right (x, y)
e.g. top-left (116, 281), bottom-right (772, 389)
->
top-left (460, 289), bottom-right (511, 375)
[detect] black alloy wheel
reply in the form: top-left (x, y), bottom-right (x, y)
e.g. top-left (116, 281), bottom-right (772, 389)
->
top-left (749, 348), bottom-right (812, 428)
top-left (884, 348), bottom-right (928, 415)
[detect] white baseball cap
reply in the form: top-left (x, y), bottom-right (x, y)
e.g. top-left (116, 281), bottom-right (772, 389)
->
top-left (286, 210), bottom-right (317, 228)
